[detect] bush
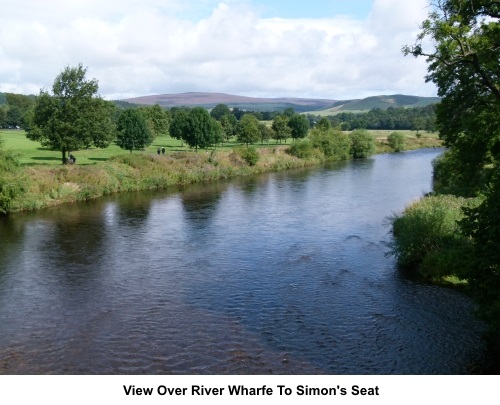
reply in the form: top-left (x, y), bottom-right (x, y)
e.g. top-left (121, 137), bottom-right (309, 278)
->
top-left (387, 131), bottom-right (406, 152)
top-left (309, 127), bottom-right (351, 161)
top-left (0, 139), bottom-right (23, 213)
top-left (287, 139), bottom-right (315, 159)
top-left (387, 194), bottom-right (481, 279)
top-left (238, 146), bottom-right (260, 166)
top-left (349, 129), bottom-right (376, 159)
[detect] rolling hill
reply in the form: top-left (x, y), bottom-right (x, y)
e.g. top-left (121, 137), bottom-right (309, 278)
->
top-left (324, 94), bottom-right (441, 113)
top-left (121, 92), bottom-right (440, 113)
top-left (124, 92), bottom-right (336, 112)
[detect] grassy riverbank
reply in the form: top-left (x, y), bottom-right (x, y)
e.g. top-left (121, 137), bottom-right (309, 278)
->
top-left (0, 129), bottom-right (441, 213)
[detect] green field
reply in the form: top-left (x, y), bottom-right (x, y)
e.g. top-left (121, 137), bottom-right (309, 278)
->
top-left (1, 128), bottom-right (441, 167)
top-left (0, 129), bottom-right (249, 166)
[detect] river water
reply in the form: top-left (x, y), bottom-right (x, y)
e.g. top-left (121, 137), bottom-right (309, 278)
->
top-left (0, 148), bottom-right (485, 374)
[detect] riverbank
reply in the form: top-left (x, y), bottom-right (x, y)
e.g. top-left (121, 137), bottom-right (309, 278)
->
top-left (1, 136), bottom-right (441, 214)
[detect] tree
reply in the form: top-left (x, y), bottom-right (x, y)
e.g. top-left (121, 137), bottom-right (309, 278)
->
top-left (309, 126), bottom-right (351, 161)
top-left (349, 129), bottom-right (376, 159)
top-left (6, 106), bottom-right (22, 127)
top-left (140, 104), bottom-right (170, 138)
top-left (288, 114), bottom-right (310, 141)
top-left (210, 104), bottom-right (232, 120)
top-left (236, 114), bottom-right (260, 146)
top-left (184, 107), bottom-right (216, 151)
top-left (403, 0), bottom-right (500, 195)
top-left (258, 122), bottom-right (273, 145)
top-left (387, 131), bottom-right (406, 152)
top-left (272, 115), bottom-right (291, 144)
top-left (210, 118), bottom-right (224, 147)
top-left (0, 107), bottom-right (6, 128)
top-left (283, 107), bottom-right (296, 118)
top-left (169, 108), bottom-right (190, 146)
top-left (116, 108), bottom-right (153, 153)
top-left (404, 0), bottom-right (500, 337)
top-left (6, 93), bottom-right (34, 112)
top-left (26, 64), bottom-right (116, 164)
top-left (316, 117), bottom-right (332, 131)
top-left (219, 114), bottom-right (237, 143)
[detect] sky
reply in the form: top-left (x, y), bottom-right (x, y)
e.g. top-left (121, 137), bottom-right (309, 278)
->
top-left (0, 0), bottom-right (437, 100)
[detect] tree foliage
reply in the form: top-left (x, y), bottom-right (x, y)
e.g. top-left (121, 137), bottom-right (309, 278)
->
top-left (404, 0), bottom-right (500, 195)
top-left (169, 108), bottom-right (189, 144)
top-left (387, 131), bottom-right (406, 152)
top-left (403, 0), bottom-right (500, 336)
top-left (309, 126), bottom-right (351, 161)
top-left (26, 64), bottom-right (116, 163)
top-left (272, 115), bottom-right (291, 144)
top-left (288, 114), bottom-right (310, 141)
top-left (307, 105), bottom-right (437, 132)
top-left (349, 129), bottom-right (376, 159)
top-left (116, 108), bottom-right (153, 153)
top-left (210, 104), bottom-right (232, 120)
top-left (236, 114), bottom-right (260, 146)
top-left (183, 107), bottom-right (218, 151)
top-left (140, 104), bottom-right (170, 138)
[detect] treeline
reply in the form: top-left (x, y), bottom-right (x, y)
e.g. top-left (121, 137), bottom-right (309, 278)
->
top-left (305, 104), bottom-right (437, 132)
top-left (0, 92), bottom-right (35, 129)
top-left (2, 87), bottom-right (438, 135)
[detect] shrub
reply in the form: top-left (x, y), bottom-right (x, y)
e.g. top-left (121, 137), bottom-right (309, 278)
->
top-left (349, 129), bottom-right (376, 159)
top-left (287, 139), bottom-right (315, 159)
top-left (387, 194), bottom-right (481, 279)
top-left (387, 131), bottom-right (406, 152)
top-left (238, 146), bottom-right (260, 166)
top-left (0, 140), bottom-right (24, 213)
top-left (309, 127), bottom-right (351, 161)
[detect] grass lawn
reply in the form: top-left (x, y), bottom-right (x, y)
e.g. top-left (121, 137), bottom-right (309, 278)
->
top-left (0, 130), bottom-right (254, 166)
top-left (368, 129), bottom-right (439, 139)
top-left (1, 128), bottom-right (440, 166)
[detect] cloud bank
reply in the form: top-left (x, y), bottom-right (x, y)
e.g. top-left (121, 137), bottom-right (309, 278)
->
top-left (0, 0), bottom-right (436, 100)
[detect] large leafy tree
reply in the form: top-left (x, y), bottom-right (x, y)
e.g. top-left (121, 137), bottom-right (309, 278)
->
top-left (183, 107), bottom-right (217, 151)
top-left (116, 108), bottom-right (153, 153)
top-left (26, 64), bottom-right (116, 164)
top-left (236, 113), bottom-right (260, 146)
top-left (169, 108), bottom-right (190, 146)
top-left (349, 129), bottom-right (375, 159)
top-left (272, 115), bottom-right (291, 144)
top-left (403, 0), bottom-right (500, 195)
top-left (139, 104), bottom-right (170, 138)
top-left (288, 114), bottom-right (310, 141)
top-left (405, 0), bottom-right (500, 335)
top-left (210, 104), bottom-right (232, 120)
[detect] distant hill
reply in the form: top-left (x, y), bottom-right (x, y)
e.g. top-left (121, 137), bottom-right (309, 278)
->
top-left (121, 92), bottom-right (440, 113)
top-left (324, 94), bottom-right (441, 113)
top-left (123, 92), bottom-right (337, 113)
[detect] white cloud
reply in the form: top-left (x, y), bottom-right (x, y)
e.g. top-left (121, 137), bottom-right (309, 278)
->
top-left (0, 0), bottom-right (436, 100)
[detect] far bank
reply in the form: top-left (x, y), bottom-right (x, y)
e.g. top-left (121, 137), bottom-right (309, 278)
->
top-left (0, 131), bottom-right (441, 214)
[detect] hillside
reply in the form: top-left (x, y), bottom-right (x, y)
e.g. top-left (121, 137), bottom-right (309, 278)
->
top-left (123, 92), bottom-right (439, 113)
top-left (124, 92), bottom-right (336, 112)
top-left (324, 94), bottom-right (441, 113)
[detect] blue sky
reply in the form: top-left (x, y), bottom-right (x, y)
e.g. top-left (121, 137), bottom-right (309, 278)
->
top-left (0, 0), bottom-right (436, 100)
top-left (242, 0), bottom-right (374, 19)
top-left (186, 0), bottom-right (375, 19)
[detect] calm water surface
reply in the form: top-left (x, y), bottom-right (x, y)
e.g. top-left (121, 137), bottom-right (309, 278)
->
top-left (0, 149), bottom-right (485, 374)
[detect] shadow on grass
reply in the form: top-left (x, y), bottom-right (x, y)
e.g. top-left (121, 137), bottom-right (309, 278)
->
top-left (88, 157), bottom-right (109, 161)
top-left (31, 156), bottom-right (61, 161)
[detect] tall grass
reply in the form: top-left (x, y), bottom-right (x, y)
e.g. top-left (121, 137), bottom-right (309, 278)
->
top-left (4, 146), bottom-right (320, 213)
top-left (387, 194), bottom-right (482, 282)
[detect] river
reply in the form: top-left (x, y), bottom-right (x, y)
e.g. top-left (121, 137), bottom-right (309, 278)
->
top-left (0, 148), bottom-right (485, 374)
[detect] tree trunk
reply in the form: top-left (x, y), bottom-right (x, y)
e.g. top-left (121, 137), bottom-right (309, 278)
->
top-left (62, 147), bottom-right (67, 164)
